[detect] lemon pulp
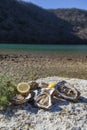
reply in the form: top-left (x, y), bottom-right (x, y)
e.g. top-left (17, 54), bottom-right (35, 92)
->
top-left (17, 82), bottom-right (30, 94)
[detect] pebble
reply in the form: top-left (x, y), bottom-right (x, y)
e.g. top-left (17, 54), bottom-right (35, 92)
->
top-left (71, 127), bottom-right (81, 130)
top-left (0, 77), bottom-right (87, 130)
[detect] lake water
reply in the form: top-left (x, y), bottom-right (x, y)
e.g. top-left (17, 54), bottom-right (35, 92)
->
top-left (0, 44), bottom-right (87, 54)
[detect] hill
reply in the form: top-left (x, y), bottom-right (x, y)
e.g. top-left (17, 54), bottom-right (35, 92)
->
top-left (0, 0), bottom-right (87, 44)
top-left (50, 8), bottom-right (87, 43)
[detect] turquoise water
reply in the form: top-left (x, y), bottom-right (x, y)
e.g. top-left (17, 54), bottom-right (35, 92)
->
top-left (0, 44), bottom-right (87, 53)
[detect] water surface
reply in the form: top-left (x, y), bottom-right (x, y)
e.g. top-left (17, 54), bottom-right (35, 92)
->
top-left (0, 44), bottom-right (87, 54)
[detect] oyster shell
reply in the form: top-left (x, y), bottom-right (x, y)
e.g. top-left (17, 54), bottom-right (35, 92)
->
top-left (34, 88), bottom-right (55, 109)
top-left (28, 81), bottom-right (39, 91)
top-left (10, 92), bottom-right (34, 105)
top-left (52, 89), bottom-right (66, 101)
top-left (38, 82), bottom-right (48, 88)
top-left (55, 81), bottom-right (80, 101)
top-left (35, 92), bottom-right (52, 110)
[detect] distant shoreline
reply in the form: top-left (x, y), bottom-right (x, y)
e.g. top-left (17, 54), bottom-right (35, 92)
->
top-left (0, 43), bottom-right (87, 45)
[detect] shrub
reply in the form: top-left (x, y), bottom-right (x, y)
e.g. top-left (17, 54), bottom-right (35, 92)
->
top-left (0, 75), bottom-right (16, 108)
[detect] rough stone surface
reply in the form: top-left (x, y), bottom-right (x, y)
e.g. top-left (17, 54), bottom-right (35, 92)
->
top-left (0, 77), bottom-right (87, 130)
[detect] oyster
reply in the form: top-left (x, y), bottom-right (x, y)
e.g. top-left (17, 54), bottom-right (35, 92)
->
top-left (34, 88), bottom-right (55, 109)
top-left (10, 92), bottom-right (34, 105)
top-left (28, 81), bottom-right (39, 91)
top-left (38, 82), bottom-right (48, 88)
top-left (55, 81), bottom-right (80, 101)
top-left (52, 89), bottom-right (66, 101)
top-left (35, 92), bottom-right (52, 110)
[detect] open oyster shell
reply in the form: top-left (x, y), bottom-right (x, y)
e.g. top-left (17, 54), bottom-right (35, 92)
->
top-left (34, 88), bottom-right (55, 109)
top-left (35, 92), bottom-right (52, 110)
top-left (55, 81), bottom-right (80, 101)
top-left (10, 92), bottom-right (34, 105)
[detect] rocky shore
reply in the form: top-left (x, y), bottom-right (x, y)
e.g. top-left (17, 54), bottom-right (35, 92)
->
top-left (0, 77), bottom-right (87, 130)
top-left (0, 52), bottom-right (87, 82)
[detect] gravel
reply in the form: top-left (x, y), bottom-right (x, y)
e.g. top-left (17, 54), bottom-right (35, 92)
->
top-left (0, 76), bottom-right (87, 130)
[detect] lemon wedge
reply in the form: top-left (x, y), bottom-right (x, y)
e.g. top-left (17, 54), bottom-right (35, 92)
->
top-left (48, 82), bottom-right (56, 88)
top-left (17, 82), bottom-right (30, 94)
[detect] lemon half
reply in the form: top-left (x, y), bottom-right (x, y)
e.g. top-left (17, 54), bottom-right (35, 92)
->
top-left (17, 82), bottom-right (30, 94)
top-left (48, 82), bottom-right (56, 88)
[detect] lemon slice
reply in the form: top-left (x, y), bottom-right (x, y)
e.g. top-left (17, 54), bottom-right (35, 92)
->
top-left (17, 82), bottom-right (30, 94)
top-left (48, 82), bottom-right (56, 88)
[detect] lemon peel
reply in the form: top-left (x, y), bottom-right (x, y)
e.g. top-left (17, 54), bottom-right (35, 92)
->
top-left (48, 82), bottom-right (56, 88)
